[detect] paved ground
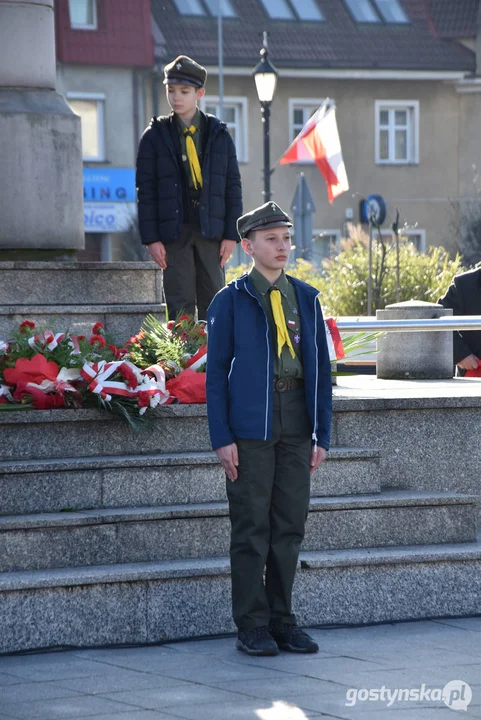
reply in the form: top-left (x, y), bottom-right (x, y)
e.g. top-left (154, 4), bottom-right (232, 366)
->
top-left (0, 617), bottom-right (480, 719)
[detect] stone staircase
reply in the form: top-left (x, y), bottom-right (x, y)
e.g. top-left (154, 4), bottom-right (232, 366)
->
top-left (1, 403), bottom-right (481, 654)
top-left (0, 261), bottom-right (164, 340)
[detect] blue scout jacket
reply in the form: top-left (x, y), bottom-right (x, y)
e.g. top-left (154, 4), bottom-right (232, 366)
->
top-left (206, 272), bottom-right (332, 451)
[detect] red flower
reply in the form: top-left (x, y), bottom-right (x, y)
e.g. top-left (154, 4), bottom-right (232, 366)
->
top-left (77, 335), bottom-right (86, 342)
top-left (137, 391), bottom-right (151, 407)
top-left (108, 344), bottom-right (122, 359)
top-left (4, 355), bottom-right (59, 386)
top-left (120, 363), bottom-right (139, 389)
top-left (89, 336), bottom-right (106, 348)
top-left (19, 320), bottom-right (35, 333)
top-left (179, 314), bottom-right (190, 321)
top-left (92, 322), bottom-right (104, 335)
top-left (167, 321), bottom-right (175, 330)
top-left (22, 385), bottom-right (65, 409)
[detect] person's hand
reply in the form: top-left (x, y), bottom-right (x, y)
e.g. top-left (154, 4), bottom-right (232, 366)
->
top-left (147, 241), bottom-right (167, 270)
top-left (219, 239), bottom-right (236, 268)
top-left (215, 443), bottom-right (239, 481)
top-left (310, 446), bottom-right (327, 474)
top-left (457, 354), bottom-right (480, 370)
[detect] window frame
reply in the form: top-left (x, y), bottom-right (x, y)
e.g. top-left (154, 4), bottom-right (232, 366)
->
top-left (172, 0), bottom-right (237, 17)
top-left (258, 0), bottom-right (324, 21)
top-left (68, 0), bottom-right (98, 30)
top-left (288, 98), bottom-right (324, 164)
top-left (344, 0), bottom-right (381, 23)
top-left (201, 95), bottom-right (249, 162)
top-left (373, 0), bottom-right (409, 24)
top-left (67, 92), bottom-right (106, 162)
top-left (375, 99), bottom-right (419, 165)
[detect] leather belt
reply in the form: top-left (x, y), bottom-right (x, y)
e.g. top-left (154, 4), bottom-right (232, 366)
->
top-left (273, 377), bottom-right (304, 392)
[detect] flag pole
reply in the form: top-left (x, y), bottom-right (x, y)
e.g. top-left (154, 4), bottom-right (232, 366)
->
top-left (217, 0), bottom-right (224, 122)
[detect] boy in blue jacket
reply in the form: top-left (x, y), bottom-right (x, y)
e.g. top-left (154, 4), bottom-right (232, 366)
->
top-left (136, 55), bottom-right (242, 320)
top-left (206, 201), bottom-right (332, 656)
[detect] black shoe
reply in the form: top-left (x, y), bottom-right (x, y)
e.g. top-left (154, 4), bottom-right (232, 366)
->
top-left (269, 624), bottom-right (319, 653)
top-left (236, 626), bottom-right (279, 656)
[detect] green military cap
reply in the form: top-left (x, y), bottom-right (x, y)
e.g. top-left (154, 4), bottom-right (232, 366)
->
top-left (237, 201), bottom-right (293, 240)
top-left (163, 55), bottom-right (207, 88)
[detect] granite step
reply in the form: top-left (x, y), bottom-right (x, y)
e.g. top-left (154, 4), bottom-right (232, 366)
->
top-left (0, 447), bottom-right (381, 515)
top-left (0, 407), bottom-right (209, 460)
top-left (0, 491), bottom-right (477, 573)
top-left (1, 535), bottom-right (481, 654)
top-left (0, 303), bottom-right (165, 344)
top-left (0, 261), bottom-right (162, 306)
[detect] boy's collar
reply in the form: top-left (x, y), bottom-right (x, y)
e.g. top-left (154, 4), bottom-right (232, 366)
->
top-left (175, 107), bottom-right (201, 129)
top-left (249, 266), bottom-right (290, 298)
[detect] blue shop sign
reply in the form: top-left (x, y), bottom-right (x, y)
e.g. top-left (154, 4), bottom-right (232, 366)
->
top-left (83, 168), bottom-right (136, 203)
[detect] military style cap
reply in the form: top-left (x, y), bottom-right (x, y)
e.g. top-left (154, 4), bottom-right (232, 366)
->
top-left (163, 55), bottom-right (207, 88)
top-left (237, 201), bottom-right (293, 240)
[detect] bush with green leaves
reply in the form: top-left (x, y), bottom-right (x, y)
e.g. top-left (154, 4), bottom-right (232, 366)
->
top-left (227, 225), bottom-right (465, 316)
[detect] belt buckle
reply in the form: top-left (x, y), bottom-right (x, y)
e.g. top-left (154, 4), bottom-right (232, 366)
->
top-left (275, 378), bottom-right (287, 392)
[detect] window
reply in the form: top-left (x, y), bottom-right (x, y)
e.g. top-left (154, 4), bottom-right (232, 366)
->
top-left (203, 0), bottom-right (237, 16)
top-left (68, 0), bottom-right (97, 29)
top-left (172, 0), bottom-right (236, 16)
top-left (344, 0), bottom-right (380, 22)
top-left (374, 0), bottom-right (408, 23)
top-left (288, 100), bottom-right (322, 162)
top-left (67, 93), bottom-right (105, 161)
top-left (201, 96), bottom-right (248, 162)
top-left (375, 100), bottom-right (419, 164)
top-left (172, 0), bottom-right (205, 14)
top-left (345, 0), bottom-right (408, 24)
top-left (258, 0), bottom-right (324, 21)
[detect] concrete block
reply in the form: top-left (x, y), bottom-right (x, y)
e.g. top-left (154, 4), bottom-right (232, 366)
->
top-left (332, 399), bottom-right (481, 504)
top-left (376, 301), bottom-right (453, 379)
top-left (0, 582), bottom-right (147, 654)
top-left (0, 470), bottom-right (102, 515)
top-left (0, 304), bottom-right (165, 344)
top-left (0, 262), bottom-right (162, 306)
top-left (0, 91), bottom-right (84, 251)
top-left (2, 544), bottom-right (481, 652)
top-left (147, 575), bottom-right (235, 641)
top-left (0, 492), bottom-right (476, 572)
top-left (0, 447), bottom-right (381, 515)
top-left (295, 558), bottom-right (481, 628)
top-left (0, 524), bottom-right (117, 572)
top-left (0, 407), bottom-right (211, 461)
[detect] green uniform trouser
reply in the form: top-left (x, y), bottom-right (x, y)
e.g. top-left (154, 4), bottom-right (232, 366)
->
top-left (226, 386), bottom-right (312, 631)
top-left (162, 225), bottom-right (225, 321)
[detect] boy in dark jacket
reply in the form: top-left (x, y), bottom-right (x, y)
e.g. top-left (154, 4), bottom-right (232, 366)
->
top-left (206, 201), bottom-right (332, 656)
top-left (136, 55), bottom-right (242, 320)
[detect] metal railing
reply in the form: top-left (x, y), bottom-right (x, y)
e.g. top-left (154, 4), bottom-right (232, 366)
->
top-left (336, 316), bottom-right (481, 333)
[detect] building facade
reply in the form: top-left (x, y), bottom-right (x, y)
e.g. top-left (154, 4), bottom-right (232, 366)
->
top-left (151, 0), bottom-right (480, 264)
top-left (55, 0), bottom-right (154, 259)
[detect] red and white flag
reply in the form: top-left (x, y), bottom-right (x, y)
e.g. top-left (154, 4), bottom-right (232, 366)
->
top-left (280, 100), bottom-right (349, 203)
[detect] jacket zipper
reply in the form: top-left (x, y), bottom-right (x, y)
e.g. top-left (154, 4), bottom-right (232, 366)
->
top-left (245, 281), bottom-right (270, 440)
top-left (312, 294), bottom-right (319, 450)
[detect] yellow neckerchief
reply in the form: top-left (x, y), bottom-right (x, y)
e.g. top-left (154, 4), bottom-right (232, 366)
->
top-left (183, 126), bottom-right (203, 190)
top-left (270, 288), bottom-right (295, 358)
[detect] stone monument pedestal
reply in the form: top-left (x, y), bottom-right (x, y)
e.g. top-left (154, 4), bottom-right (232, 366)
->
top-left (376, 300), bottom-right (454, 379)
top-left (0, 0), bottom-right (84, 253)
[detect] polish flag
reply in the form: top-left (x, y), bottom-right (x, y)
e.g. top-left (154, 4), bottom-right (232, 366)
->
top-left (280, 100), bottom-right (349, 203)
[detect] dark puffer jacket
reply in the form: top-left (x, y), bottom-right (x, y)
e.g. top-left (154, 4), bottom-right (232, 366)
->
top-left (136, 112), bottom-right (242, 246)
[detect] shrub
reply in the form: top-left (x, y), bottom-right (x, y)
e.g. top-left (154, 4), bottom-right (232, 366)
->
top-left (227, 225), bottom-right (465, 316)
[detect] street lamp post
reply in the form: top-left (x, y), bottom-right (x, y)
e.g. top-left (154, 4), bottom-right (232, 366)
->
top-left (253, 32), bottom-right (278, 202)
